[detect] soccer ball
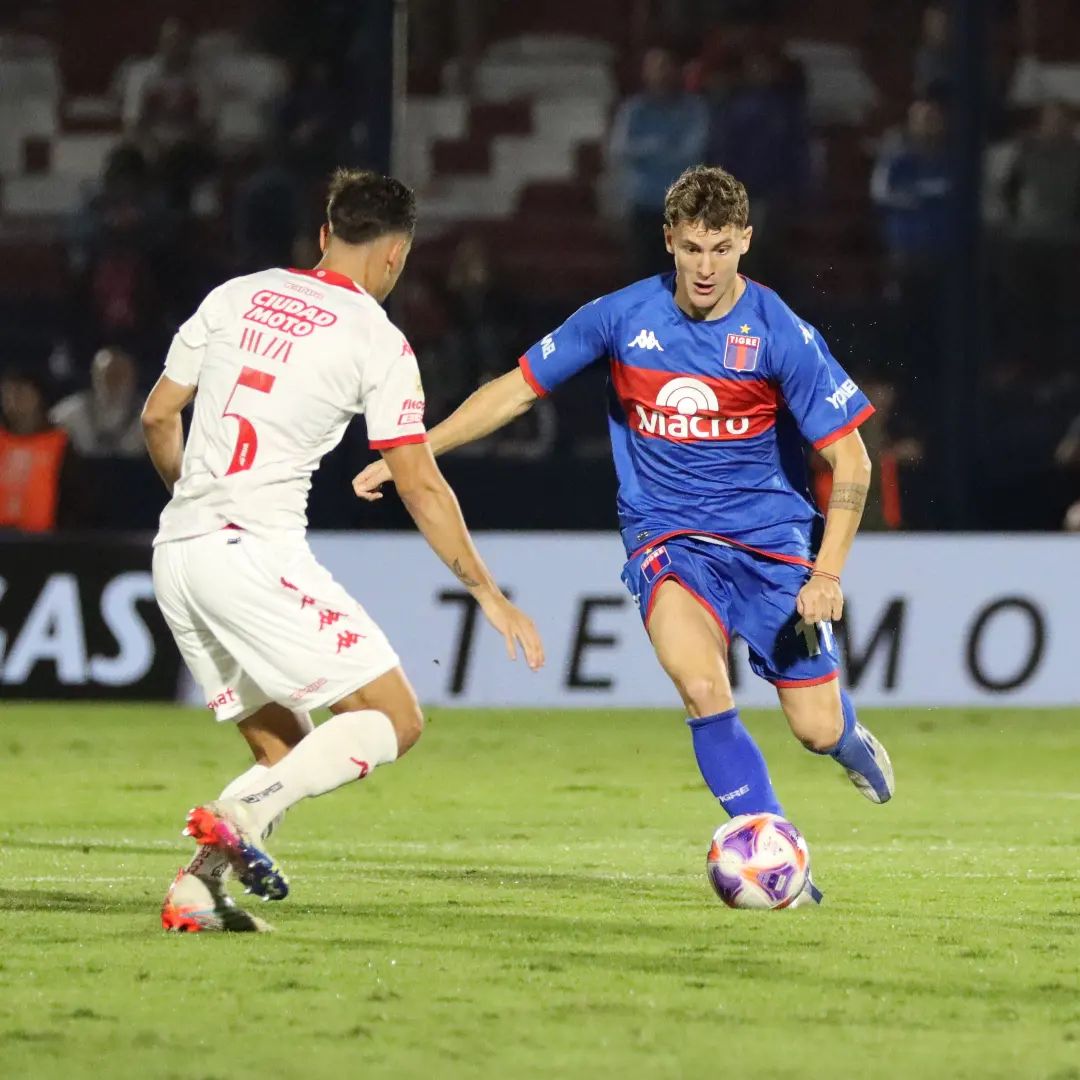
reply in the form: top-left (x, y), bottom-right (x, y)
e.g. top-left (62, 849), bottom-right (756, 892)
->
top-left (706, 813), bottom-right (810, 910)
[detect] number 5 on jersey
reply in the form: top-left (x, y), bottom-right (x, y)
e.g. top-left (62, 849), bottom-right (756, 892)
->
top-left (223, 366), bottom-right (276, 474)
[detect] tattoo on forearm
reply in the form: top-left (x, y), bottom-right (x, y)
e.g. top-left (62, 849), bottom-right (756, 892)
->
top-left (829, 483), bottom-right (869, 514)
top-left (451, 558), bottom-right (480, 587)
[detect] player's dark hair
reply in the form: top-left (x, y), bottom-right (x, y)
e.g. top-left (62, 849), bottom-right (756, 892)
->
top-left (664, 165), bottom-right (750, 231)
top-left (325, 168), bottom-right (417, 245)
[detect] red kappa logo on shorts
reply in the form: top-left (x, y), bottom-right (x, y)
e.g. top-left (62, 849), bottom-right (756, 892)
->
top-left (336, 630), bottom-right (363, 653)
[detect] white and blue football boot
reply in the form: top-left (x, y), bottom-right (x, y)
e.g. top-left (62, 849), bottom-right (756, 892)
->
top-left (789, 874), bottom-right (824, 908)
top-left (843, 723), bottom-right (895, 804)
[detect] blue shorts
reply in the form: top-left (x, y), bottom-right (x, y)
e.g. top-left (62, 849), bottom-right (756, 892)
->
top-left (621, 535), bottom-right (840, 687)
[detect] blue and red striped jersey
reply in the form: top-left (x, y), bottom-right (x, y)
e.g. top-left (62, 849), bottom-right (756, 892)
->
top-left (519, 273), bottom-right (874, 565)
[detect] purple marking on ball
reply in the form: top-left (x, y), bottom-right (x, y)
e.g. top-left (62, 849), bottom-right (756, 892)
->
top-left (724, 824), bottom-right (759, 860)
top-left (707, 861), bottom-right (743, 904)
top-left (772, 819), bottom-right (805, 853)
top-left (756, 864), bottom-right (797, 904)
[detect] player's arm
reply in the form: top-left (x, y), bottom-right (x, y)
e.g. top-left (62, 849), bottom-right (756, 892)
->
top-left (143, 297), bottom-right (215, 492)
top-left (797, 429), bottom-right (872, 623)
top-left (772, 320), bottom-right (875, 624)
top-left (142, 374), bottom-right (196, 493)
top-left (381, 440), bottom-right (544, 670)
top-left (353, 369), bottom-right (537, 501)
top-left (430, 368), bottom-right (539, 456)
top-left (354, 299), bottom-right (610, 502)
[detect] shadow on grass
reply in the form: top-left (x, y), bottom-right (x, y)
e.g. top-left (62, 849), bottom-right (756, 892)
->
top-left (0, 837), bottom-right (167, 857)
top-left (0, 888), bottom-right (149, 915)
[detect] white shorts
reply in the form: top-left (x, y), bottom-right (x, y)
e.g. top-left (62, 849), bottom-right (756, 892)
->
top-left (153, 530), bottom-right (400, 722)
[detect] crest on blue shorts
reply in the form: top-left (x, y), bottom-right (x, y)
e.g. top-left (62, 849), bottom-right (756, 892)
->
top-left (641, 546), bottom-right (672, 583)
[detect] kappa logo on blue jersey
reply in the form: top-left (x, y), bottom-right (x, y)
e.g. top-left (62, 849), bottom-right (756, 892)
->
top-left (628, 329), bottom-right (664, 352)
top-left (723, 333), bottom-right (761, 372)
top-left (641, 546), bottom-right (672, 582)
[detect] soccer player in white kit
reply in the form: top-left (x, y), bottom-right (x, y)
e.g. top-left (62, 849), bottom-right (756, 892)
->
top-left (142, 169), bottom-right (544, 932)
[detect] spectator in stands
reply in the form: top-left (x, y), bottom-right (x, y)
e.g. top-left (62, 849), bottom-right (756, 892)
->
top-left (871, 97), bottom-right (952, 276)
top-left (49, 347), bottom-right (144, 458)
top-left (609, 46), bottom-right (708, 278)
top-left (809, 376), bottom-right (924, 530)
top-left (996, 101), bottom-right (1080, 367)
top-left (913, 3), bottom-right (1013, 136)
top-left (69, 144), bottom-right (175, 370)
top-left (442, 236), bottom-right (561, 459)
top-left (233, 144), bottom-right (301, 273)
top-left (706, 48), bottom-right (810, 289)
top-left (0, 368), bottom-right (79, 533)
top-left (441, 237), bottom-right (527, 396)
top-left (914, 3), bottom-right (951, 97)
top-left (852, 375), bottom-right (926, 529)
top-left (871, 95), bottom-right (952, 382)
top-left (274, 59), bottom-right (347, 185)
top-left (131, 18), bottom-right (214, 210)
top-left (682, 25), bottom-right (741, 105)
top-left (1000, 102), bottom-right (1080, 240)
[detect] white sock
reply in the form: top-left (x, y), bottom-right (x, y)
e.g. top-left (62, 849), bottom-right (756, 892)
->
top-left (188, 763), bottom-right (283, 881)
top-left (230, 710), bottom-right (398, 835)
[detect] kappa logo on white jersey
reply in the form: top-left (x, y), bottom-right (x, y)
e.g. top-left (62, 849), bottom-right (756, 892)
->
top-left (826, 378), bottom-right (859, 410)
top-left (627, 329), bottom-right (665, 352)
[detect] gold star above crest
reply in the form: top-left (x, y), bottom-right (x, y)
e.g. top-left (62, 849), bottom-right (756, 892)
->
top-left (740, 324), bottom-right (751, 334)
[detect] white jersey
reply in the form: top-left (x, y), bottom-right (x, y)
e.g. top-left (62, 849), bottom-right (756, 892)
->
top-left (154, 267), bottom-right (426, 544)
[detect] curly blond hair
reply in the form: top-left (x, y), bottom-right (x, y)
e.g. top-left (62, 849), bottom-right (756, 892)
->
top-left (664, 165), bottom-right (749, 230)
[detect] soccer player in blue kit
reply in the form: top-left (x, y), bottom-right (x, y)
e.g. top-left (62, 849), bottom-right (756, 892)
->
top-left (354, 165), bottom-right (894, 903)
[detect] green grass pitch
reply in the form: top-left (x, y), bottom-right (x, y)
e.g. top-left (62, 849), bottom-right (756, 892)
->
top-left (0, 703), bottom-right (1078, 1079)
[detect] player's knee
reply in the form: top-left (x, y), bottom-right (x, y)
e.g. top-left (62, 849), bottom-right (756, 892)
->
top-left (792, 713), bottom-right (843, 753)
top-left (390, 701), bottom-right (425, 757)
top-left (678, 673), bottom-right (735, 718)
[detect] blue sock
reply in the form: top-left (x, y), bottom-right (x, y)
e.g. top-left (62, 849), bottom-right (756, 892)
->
top-left (823, 690), bottom-right (875, 774)
top-left (687, 708), bottom-right (784, 818)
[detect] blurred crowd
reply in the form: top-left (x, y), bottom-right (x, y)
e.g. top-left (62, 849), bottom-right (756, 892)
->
top-left (2, 7), bottom-right (389, 532)
top-left (1, 1), bottom-right (1078, 534)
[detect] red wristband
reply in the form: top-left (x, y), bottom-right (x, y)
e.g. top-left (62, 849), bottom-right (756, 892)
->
top-left (811, 569), bottom-right (841, 583)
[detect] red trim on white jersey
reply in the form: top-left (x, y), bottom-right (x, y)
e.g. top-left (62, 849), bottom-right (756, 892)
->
top-left (286, 267), bottom-right (364, 294)
top-left (518, 354), bottom-right (549, 398)
top-left (369, 433), bottom-right (428, 450)
top-left (813, 403), bottom-right (875, 450)
top-left (630, 529), bottom-right (815, 570)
